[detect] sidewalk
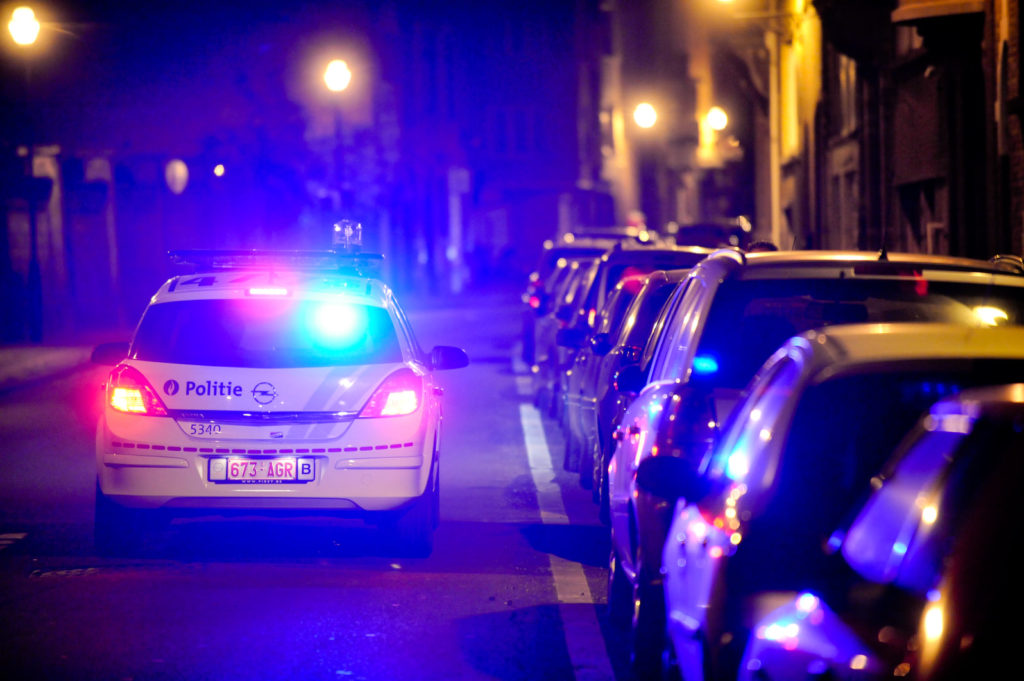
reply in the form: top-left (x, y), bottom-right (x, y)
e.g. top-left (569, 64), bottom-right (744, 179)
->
top-left (0, 343), bottom-right (96, 393)
top-left (0, 322), bottom-right (137, 393)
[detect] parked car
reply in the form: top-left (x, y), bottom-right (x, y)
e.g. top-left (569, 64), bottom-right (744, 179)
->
top-left (607, 248), bottom-right (1024, 676)
top-left (561, 270), bottom-right (651, 484)
top-left (532, 256), bottom-right (596, 415)
top-left (571, 268), bottom-right (691, 518)
top-left (90, 249), bottom-right (468, 557)
top-left (550, 242), bottom-right (712, 436)
top-left (651, 326), bottom-right (1024, 681)
top-left (521, 233), bottom-right (629, 364)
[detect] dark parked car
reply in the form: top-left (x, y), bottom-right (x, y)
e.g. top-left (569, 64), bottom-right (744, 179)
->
top-left (656, 333), bottom-right (1024, 681)
top-left (608, 248), bottom-right (1024, 677)
top-left (568, 268), bottom-right (691, 521)
top-left (549, 241), bottom-right (711, 438)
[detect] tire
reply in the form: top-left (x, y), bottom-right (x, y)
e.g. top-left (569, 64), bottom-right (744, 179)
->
top-left (607, 548), bottom-right (633, 629)
top-left (597, 447), bottom-right (611, 526)
top-left (387, 459), bottom-right (438, 557)
top-left (563, 434), bottom-right (579, 472)
top-left (94, 482), bottom-right (164, 557)
top-left (631, 578), bottom-right (668, 681)
top-left (578, 440), bottom-right (594, 490)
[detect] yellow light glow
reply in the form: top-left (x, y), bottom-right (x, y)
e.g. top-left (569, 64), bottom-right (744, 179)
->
top-left (634, 103), bottom-right (657, 129)
top-left (849, 655), bottom-right (868, 671)
top-left (923, 603), bottom-right (944, 642)
top-left (706, 106), bottom-right (729, 132)
top-left (111, 387), bottom-right (147, 413)
top-left (922, 504), bottom-right (938, 525)
top-left (8, 7), bottom-right (40, 46)
top-left (213, 164), bottom-right (225, 177)
top-left (972, 305), bottom-right (1009, 326)
top-left (382, 389), bottom-right (418, 416)
top-left (324, 59), bottom-right (352, 93)
top-left (729, 532), bottom-right (742, 545)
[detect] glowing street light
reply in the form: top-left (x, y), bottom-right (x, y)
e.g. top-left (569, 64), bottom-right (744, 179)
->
top-left (706, 106), bottom-right (729, 132)
top-left (8, 5), bottom-right (45, 341)
top-left (633, 102), bottom-right (657, 129)
top-left (324, 59), bottom-right (352, 93)
top-left (8, 6), bottom-right (40, 46)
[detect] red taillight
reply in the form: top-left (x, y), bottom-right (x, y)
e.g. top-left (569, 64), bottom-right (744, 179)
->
top-left (359, 368), bottom-right (423, 417)
top-left (107, 364), bottom-right (168, 416)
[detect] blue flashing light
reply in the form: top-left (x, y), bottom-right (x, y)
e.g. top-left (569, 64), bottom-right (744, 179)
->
top-left (725, 449), bottom-right (749, 481)
top-left (310, 303), bottom-right (363, 345)
top-left (692, 354), bottom-right (720, 375)
top-left (892, 541), bottom-right (908, 557)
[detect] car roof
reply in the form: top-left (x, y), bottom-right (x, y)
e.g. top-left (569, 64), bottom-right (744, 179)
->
top-left (153, 250), bottom-right (392, 305)
top-left (794, 323), bottom-right (1024, 376)
top-left (723, 248), bottom-right (1021, 274)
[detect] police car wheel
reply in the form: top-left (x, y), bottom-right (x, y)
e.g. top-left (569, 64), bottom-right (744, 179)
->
top-left (387, 458), bottom-right (438, 557)
top-left (94, 482), bottom-right (163, 557)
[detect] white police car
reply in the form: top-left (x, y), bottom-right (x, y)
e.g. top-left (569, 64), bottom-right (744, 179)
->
top-left (90, 248), bottom-right (468, 556)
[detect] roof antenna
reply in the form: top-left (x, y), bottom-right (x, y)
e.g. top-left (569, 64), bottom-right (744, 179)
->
top-left (878, 246), bottom-right (889, 262)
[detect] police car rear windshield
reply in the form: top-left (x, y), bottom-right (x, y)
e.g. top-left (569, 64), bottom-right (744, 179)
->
top-left (131, 299), bottom-right (402, 368)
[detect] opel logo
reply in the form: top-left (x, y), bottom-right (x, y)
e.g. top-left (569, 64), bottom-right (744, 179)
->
top-left (251, 382), bottom-right (277, 406)
top-left (163, 379), bottom-right (180, 396)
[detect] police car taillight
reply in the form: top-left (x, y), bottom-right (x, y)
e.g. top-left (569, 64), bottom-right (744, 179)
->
top-left (359, 368), bottom-right (422, 417)
top-left (107, 365), bottom-right (168, 416)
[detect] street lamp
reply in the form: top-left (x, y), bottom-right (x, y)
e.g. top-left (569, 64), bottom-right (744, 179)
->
top-left (8, 5), bottom-right (43, 342)
top-left (633, 102), bottom-right (658, 129)
top-left (324, 59), bottom-right (351, 213)
top-left (8, 6), bottom-right (39, 44)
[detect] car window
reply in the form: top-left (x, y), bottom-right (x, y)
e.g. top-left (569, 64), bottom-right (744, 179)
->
top-left (649, 275), bottom-right (710, 382)
top-left (131, 299), bottom-right (404, 368)
top-left (642, 277), bottom-right (691, 370)
top-left (694, 276), bottom-right (1024, 390)
top-left (735, 362), bottom-right (1024, 588)
top-left (601, 277), bottom-right (647, 334)
top-left (618, 278), bottom-right (678, 347)
top-left (707, 351), bottom-right (806, 489)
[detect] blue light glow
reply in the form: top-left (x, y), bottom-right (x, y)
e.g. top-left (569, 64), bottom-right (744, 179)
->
top-left (726, 449), bottom-right (749, 480)
top-left (311, 303), bottom-right (362, 344)
top-left (692, 354), bottom-right (719, 375)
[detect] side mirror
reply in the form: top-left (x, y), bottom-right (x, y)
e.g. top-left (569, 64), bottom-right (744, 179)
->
top-left (590, 332), bottom-right (613, 356)
top-left (636, 455), bottom-right (710, 503)
top-left (556, 326), bottom-right (586, 349)
top-left (430, 345), bottom-right (469, 370)
top-left (620, 344), bottom-right (642, 364)
top-left (613, 364), bottom-right (645, 395)
top-left (91, 341), bottom-right (130, 365)
top-left (555, 304), bottom-right (575, 322)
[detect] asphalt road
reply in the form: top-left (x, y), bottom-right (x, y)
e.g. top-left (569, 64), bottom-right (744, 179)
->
top-left (0, 292), bottom-right (629, 680)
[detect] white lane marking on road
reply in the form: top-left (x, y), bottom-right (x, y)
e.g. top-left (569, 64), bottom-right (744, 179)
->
top-left (520, 403), bottom-right (614, 680)
top-left (515, 375), bottom-right (533, 398)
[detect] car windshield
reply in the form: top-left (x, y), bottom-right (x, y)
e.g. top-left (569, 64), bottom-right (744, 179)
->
top-left (131, 299), bottom-right (403, 368)
top-left (734, 361), bottom-right (1024, 593)
top-left (695, 277), bottom-right (1024, 389)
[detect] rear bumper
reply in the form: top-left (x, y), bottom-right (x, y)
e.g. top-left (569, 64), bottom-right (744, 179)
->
top-left (96, 412), bottom-right (434, 513)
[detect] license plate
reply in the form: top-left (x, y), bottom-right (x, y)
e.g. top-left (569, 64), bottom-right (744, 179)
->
top-left (208, 457), bottom-right (315, 484)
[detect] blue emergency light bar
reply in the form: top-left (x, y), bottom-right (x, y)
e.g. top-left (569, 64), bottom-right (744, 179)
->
top-left (168, 249), bottom-right (384, 276)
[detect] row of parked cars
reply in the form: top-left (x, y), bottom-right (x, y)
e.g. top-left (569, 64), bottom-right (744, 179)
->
top-left (521, 230), bottom-right (1024, 680)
